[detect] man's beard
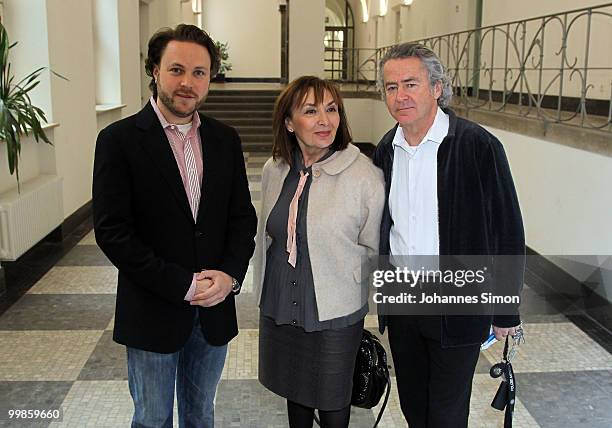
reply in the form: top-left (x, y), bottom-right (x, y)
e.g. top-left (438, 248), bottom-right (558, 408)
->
top-left (157, 86), bottom-right (204, 119)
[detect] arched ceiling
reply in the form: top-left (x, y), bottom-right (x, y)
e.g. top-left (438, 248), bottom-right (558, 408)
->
top-left (326, 0), bottom-right (347, 26)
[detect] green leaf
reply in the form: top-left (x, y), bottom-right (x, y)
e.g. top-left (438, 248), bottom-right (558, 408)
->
top-left (12, 67), bottom-right (45, 89)
top-left (0, 21), bottom-right (60, 188)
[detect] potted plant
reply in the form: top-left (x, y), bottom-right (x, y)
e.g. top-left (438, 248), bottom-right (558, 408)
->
top-left (0, 21), bottom-right (58, 191)
top-left (213, 40), bottom-right (232, 82)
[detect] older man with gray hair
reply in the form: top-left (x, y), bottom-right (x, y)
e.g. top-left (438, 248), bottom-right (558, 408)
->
top-left (373, 43), bottom-right (525, 427)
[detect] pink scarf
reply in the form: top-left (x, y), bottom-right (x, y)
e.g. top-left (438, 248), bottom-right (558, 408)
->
top-left (286, 170), bottom-right (309, 267)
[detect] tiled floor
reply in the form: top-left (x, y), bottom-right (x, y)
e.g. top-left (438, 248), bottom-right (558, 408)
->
top-left (0, 152), bottom-right (611, 427)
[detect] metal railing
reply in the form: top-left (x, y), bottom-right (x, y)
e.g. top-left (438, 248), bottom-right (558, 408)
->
top-left (330, 4), bottom-right (612, 133)
top-left (406, 3), bottom-right (612, 132)
top-left (324, 47), bottom-right (380, 91)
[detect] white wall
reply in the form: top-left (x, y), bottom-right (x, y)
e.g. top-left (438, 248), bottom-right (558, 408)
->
top-left (3, 0), bottom-right (52, 117)
top-left (490, 127), bottom-right (612, 255)
top-left (139, 1), bottom-right (151, 105)
top-left (488, 126), bottom-right (612, 300)
top-left (144, 0), bottom-right (187, 32)
top-left (372, 97), bottom-right (396, 140)
top-left (289, 0), bottom-right (325, 80)
top-left (481, 0), bottom-right (605, 26)
top-left (344, 99), bottom-right (373, 142)
top-left (202, 0), bottom-right (281, 79)
top-left (352, 0), bottom-right (476, 49)
top-left (93, 0), bottom-right (121, 105)
top-left (46, 0), bottom-right (98, 218)
top-left (181, 0), bottom-right (196, 25)
top-left (351, 0), bottom-right (374, 49)
top-left (117, 0), bottom-right (142, 115)
top-left (0, 0), bottom-right (147, 220)
top-left (353, 0), bottom-right (605, 49)
top-left (344, 97), bottom-right (395, 143)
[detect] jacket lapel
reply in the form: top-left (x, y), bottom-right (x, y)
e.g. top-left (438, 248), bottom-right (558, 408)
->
top-left (196, 115), bottom-right (222, 224)
top-left (263, 160), bottom-right (290, 226)
top-left (136, 102), bottom-right (193, 221)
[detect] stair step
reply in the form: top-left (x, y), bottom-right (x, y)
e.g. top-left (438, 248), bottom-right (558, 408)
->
top-left (207, 95), bottom-right (278, 104)
top-left (243, 143), bottom-right (273, 152)
top-left (239, 134), bottom-right (272, 143)
top-left (203, 102), bottom-right (274, 111)
top-left (234, 126), bottom-right (272, 135)
top-left (201, 110), bottom-right (272, 119)
top-left (209, 90), bottom-right (281, 97)
top-left (216, 118), bottom-right (272, 126)
top-left (201, 90), bottom-right (279, 155)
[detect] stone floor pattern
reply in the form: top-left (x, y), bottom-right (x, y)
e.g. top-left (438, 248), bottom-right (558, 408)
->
top-left (1, 152), bottom-right (612, 427)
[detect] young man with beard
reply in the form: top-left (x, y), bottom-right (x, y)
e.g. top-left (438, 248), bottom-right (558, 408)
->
top-left (93, 24), bottom-right (256, 427)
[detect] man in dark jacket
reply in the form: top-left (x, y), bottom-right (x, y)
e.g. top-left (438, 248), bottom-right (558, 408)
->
top-left (373, 43), bottom-right (525, 427)
top-left (93, 25), bottom-right (256, 427)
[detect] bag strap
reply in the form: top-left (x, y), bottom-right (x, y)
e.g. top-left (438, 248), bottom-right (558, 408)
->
top-left (366, 333), bottom-right (391, 427)
top-left (314, 366), bottom-right (391, 428)
top-left (315, 331), bottom-right (392, 428)
top-left (372, 364), bottom-right (391, 427)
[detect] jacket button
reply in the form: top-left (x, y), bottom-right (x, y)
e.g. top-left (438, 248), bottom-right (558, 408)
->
top-left (292, 319), bottom-right (297, 325)
top-left (292, 301), bottom-right (298, 306)
top-left (195, 231), bottom-right (204, 238)
top-left (291, 280), bottom-right (297, 286)
top-left (313, 169), bottom-right (321, 178)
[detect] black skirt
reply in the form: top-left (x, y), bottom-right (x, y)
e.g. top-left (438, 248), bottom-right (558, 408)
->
top-left (258, 314), bottom-right (364, 411)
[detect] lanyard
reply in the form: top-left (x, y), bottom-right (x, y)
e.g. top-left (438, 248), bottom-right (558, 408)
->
top-left (491, 336), bottom-right (516, 427)
top-left (501, 336), bottom-right (516, 428)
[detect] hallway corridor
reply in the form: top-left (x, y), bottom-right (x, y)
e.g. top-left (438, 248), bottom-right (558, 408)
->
top-left (0, 152), bottom-right (611, 427)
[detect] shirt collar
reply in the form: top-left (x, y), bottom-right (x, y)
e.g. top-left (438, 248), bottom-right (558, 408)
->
top-left (150, 96), bottom-right (201, 130)
top-left (292, 147), bottom-right (335, 172)
top-left (392, 107), bottom-right (449, 149)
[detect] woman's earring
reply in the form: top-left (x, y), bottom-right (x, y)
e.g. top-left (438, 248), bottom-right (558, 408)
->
top-left (288, 128), bottom-right (294, 133)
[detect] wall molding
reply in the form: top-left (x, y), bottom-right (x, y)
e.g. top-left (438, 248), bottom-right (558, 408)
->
top-left (0, 199), bottom-right (93, 313)
top-left (525, 247), bottom-right (612, 340)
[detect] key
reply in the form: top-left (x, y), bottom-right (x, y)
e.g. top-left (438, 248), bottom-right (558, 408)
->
top-left (507, 345), bottom-right (518, 362)
top-left (512, 324), bottom-right (525, 346)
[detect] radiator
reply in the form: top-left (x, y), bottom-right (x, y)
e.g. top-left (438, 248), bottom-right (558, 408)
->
top-left (0, 175), bottom-right (64, 261)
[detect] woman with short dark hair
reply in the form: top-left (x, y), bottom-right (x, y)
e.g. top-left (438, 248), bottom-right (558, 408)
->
top-left (254, 76), bottom-right (385, 427)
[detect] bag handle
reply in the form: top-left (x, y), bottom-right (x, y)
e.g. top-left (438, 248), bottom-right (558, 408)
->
top-left (372, 364), bottom-right (391, 427)
top-left (314, 371), bottom-right (391, 428)
top-left (315, 330), bottom-right (392, 428)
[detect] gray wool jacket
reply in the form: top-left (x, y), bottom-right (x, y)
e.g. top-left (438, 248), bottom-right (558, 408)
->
top-left (253, 144), bottom-right (385, 321)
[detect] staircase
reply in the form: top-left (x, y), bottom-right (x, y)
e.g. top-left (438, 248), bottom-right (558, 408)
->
top-left (200, 89), bottom-right (280, 153)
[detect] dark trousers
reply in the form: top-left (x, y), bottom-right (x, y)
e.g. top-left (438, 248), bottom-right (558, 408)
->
top-left (387, 315), bottom-right (480, 428)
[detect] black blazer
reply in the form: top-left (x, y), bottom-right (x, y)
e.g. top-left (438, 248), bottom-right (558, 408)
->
top-left (93, 101), bottom-right (257, 352)
top-left (374, 108), bottom-right (525, 346)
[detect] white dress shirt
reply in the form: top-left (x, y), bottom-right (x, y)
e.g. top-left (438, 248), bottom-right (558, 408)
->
top-left (389, 107), bottom-right (449, 259)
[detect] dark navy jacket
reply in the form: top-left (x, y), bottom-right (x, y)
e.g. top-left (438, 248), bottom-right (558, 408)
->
top-left (93, 102), bottom-right (257, 352)
top-left (373, 108), bottom-right (524, 347)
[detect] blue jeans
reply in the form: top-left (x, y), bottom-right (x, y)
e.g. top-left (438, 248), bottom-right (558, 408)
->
top-left (127, 312), bottom-right (228, 428)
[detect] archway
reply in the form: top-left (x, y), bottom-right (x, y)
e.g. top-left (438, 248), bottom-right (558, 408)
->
top-left (324, 0), bottom-right (355, 80)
